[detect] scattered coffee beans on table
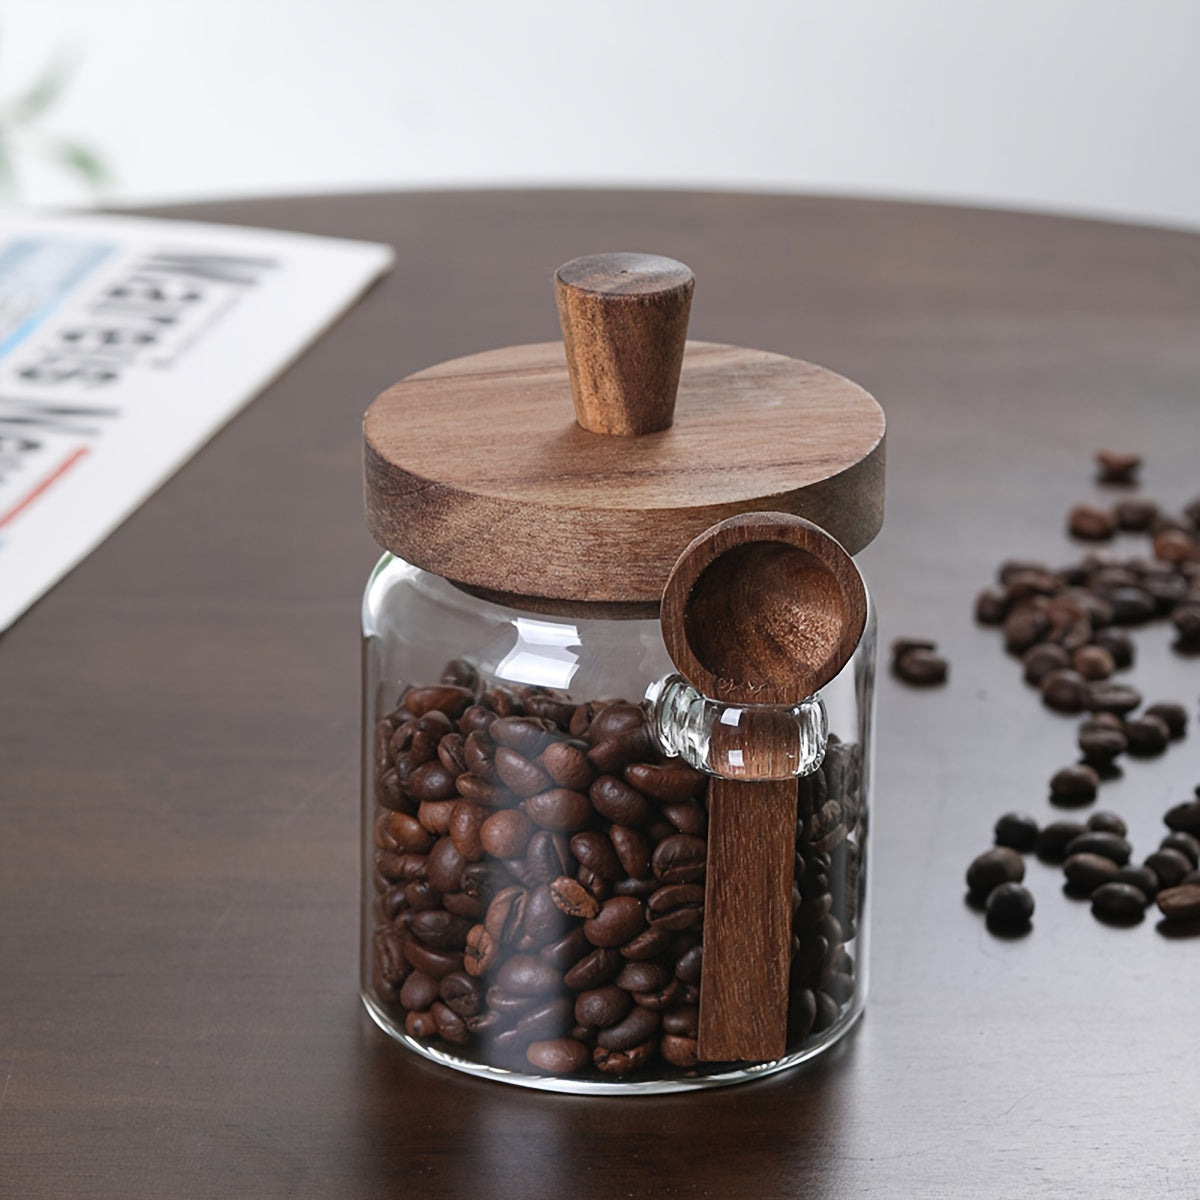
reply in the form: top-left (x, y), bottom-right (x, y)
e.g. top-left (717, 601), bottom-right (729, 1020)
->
top-left (965, 454), bottom-right (1200, 936)
top-left (891, 638), bottom-right (949, 686)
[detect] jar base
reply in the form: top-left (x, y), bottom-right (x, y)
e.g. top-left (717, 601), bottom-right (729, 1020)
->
top-left (362, 992), bottom-right (864, 1095)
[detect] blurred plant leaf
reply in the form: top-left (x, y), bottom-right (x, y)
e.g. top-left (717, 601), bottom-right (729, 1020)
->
top-left (48, 139), bottom-right (110, 190)
top-left (3, 52), bottom-right (75, 127)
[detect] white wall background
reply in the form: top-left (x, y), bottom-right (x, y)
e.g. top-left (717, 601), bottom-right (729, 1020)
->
top-left (2, 0), bottom-right (1198, 228)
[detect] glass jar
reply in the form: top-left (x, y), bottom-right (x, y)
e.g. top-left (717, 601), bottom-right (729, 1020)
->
top-left (361, 553), bottom-right (875, 1093)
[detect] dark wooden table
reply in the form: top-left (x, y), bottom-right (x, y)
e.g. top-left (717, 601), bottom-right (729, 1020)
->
top-left (4, 191), bottom-right (1200, 1199)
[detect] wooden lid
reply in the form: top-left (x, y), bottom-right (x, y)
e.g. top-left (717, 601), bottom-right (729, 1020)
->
top-left (364, 257), bottom-right (885, 607)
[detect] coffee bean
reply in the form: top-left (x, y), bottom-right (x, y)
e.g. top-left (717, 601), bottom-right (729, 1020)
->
top-left (575, 986), bottom-right (631, 1029)
top-left (647, 884), bottom-right (706, 930)
top-left (426, 836), bottom-right (467, 894)
top-left (1086, 811), bottom-right (1127, 836)
top-left (1160, 831), bottom-right (1200, 865)
top-left (584, 896), bottom-right (646, 947)
top-left (1144, 702), bottom-right (1187, 739)
top-left (1124, 714), bottom-right (1170, 757)
top-left (400, 970), bottom-right (438, 1012)
top-left (651, 834), bottom-right (707, 884)
top-left (660, 1035), bottom-right (699, 1069)
top-left (480, 809), bottom-right (534, 859)
top-left (382, 811), bottom-right (436, 853)
top-left (404, 685), bottom-right (475, 719)
top-left (1049, 764), bottom-right (1100, 807)
top-left (596, 1004), bottom-right (661, 1051)
top-left (515, 996), bottom-right (574, 1041)
top-left (1086, 682), bottom-right (1143, 716)
top-left (408, 760), bottom-right (459, 806)
top-left (1095, 450), bottom-right (1141, 485)
top-left (994, 812), bottom-right (1039, 852)
top-left (526, 1038), bottom-right (590, 1074)
top-left (1004, 607), bottom-right (1052, 655)
top-left (1091, 882), bottom-right (1147, 923)
top-left (410, 909), bottom-right (475, 950)
top-left (570, 831), bottom-right (623, 880)
top-left (620, 925), bottom-right (673, 961)
top-left (405, 1009), bottom-right (438, 1039)
top-left (404, 939), bottom-right (463, 980)
top-left (1114, 497), bottom-right (1158, 530)
top-left (540, 926), bottom-right (588, 971)
top-left (1069, 505), bottom-right (1116, 540)
top-left (616, 960), bottom-right (672, 993)
top-left (496, 954), bottom-right (561, 997)
top-left (965, 847), bottom-right (1025, 898)
top-left (624, 762), bottom-right (707, 803)
top-left (593, 1040), bottom-right (656, 1076)
top-left (591, 775), bottom-right (654, 826)
top-left (524, 788), bottom-right (593, 833)
top-left (660, 802), bottom-right (709, 837)
top-left (1042, 669), bottom-right (1090, 713)
top-left (1072, 645), bottom-right (1115, 681)
top-left (675, 943), bottom-right (703, 986)
top-left (1023, 643), bottom-right (1070, 685)
top-left (1092, 629), bottom-right (1135, 669)
top-left (1078, 722), bottom-right (1128, 766)
top-left (1113, 865), bottom-right (1159, 897)
top-left (1172, 602), bottom-right (1200, 646)
top-left (540, 741), bottom-right (594, 790)
top-left (975, 588), bottom-right (1011, 625)
top-left (439, 970), bottom-right (483, 1018)
top-left (1064, 852), bottom-right (1121, 893)
top-left (564, 947), bottom-right (622, 990)
top-left (893, 646), bottom-right (949, 686)
top-left (609, 825), bottom-right (650, 878)
top-left (549, 875), bottom-right (601, 919)
top-left (490, 716), bottom-right (557, 755)
top-left (1145, 848), bottom-right (1192, 889)
top-left (464, 924), bottom-right (497, 976)
top-left (1064, 831), bottom-right (1131, 865)
top-left (1164, 800), bottom-right (1200, 836)
top-left (494, 747), bottom-right (552, 798)
top-left (449, 801), bottom-right (488, 859)
top-left (662, 1005), bottom-right (700, 1038)
top-left (1155, 883), bottom-right (1200, 921)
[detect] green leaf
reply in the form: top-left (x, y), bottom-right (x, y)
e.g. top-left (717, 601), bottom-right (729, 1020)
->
top-left (49, 138), bottom-right (111, 191)
top-left (6, 52), bottom-right (76, 126)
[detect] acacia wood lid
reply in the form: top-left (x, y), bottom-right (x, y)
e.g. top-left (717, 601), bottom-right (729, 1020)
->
top-left (363, 254), bottom-right (885, 607)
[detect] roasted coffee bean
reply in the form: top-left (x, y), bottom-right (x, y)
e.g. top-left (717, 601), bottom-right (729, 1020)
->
top-left (1004, 607), bottom-right (1052, 655)
top-left (1092, 629), bottom-right (1135, 669)
top-left (490, 715), bottom-right (558, 754)
top-left (591, 775), bottom-right (654, 826)
top-left (1023, 643), bottom-right (1070, 686)
top-left (1086, 681), bottom-right (1143, 716)
top-left (1086, 811), bottom-right (1127, 836)
top-left (449, 801), bottom-right (488, 860)
top-left (616, 960), bottom-right (672, 994)
top-left (1172, 602), bottom-right (1200, 645)
top-left (550, 875), bottom-right (601, 919)
top-left (1144, 701), bottom-right (1187, 738)
top-left (620, 924), bottom-right (673, 961)
top-left (647, 884), bottom-right (705, 930)
top-left (1064, 831), bottom-right (1131, 865)
top-left (496, 954), bottom-right (561, 997)
top-left (382, 811), bottom-right (436, 853)
top-left (570, 831), bottom-right (624, 880)
top-left (410, 909), bottom-right (475, 950)
top-left (1114, 496), bottom-right (1158, 530)
top-left (521, 885), bottom-right (569, 946)
top-left (609, 825), bottom-right (650, 878)
top-left (404, 939), bottom-right (463, 980)
top-left (660, 802), bottom-right (708, 837)
top-left (457, 704), bottom-right (494, 735)
top-left (437, 733), bottom-right (469, 775)
top-left (651, 834), bottom-right (707, 884)
top-left (593, 1040), bottom-right (656, 1076)
top-left (975, 588), bottom-right (1010, 625)
top-left (1156, 527), bottom-right (1200, 563)
top-left (431, 1000), bottom-right (470, 1045)
top-left (525, 830), bottom-right (573, 883)
top-left (1156, 883), bottom-right (1200, 921)
top-left (405, 1009), bottom-right (438, 1039)
top-left (596, 1004), bottom-right (661, 1051)
top-left (540, 926), bottom-right (588, 970)
top-left (404, 684), bottom-right (475, 719)
top-left (587, 703), bottom-right (646, 741)
top-left (376, 769), bottom-right (406, 812)
top-left (893, 646), bottom-right (949, 686)
top-left (1068, 505), bottom-right (1116, 540)
top-left (575, 986), bottom-right (632, 1029)
top-left (1095, 450), bottom-right (1141, 485)
top-left (1042, 668), bottom-right (1090, 713)
top-left (463, 730), bottom-right (496, 778)
top-left (660, 1035), bottom-right (699, 1069)
top-left (540, 741), bottom-right (594, 790)
top-left (564, 947), bottom-right (622, 989)
top-left (484, 887), bottom-right (528, 944)
top-left (1078, 722), bottom-right (1128, 766)
top-left (417, 799), bottom-right (456, 835)
top-left (1064, 852), bottom-right (1121, 893)
top-left (1113, 865), bottom-right (1159, 897)
top-left (1091, 882), bottom-right (1147, 923)
top-left (584, 896), bottom-right (647, 947)
top-left (965, 847), bottom-right (1025, 897)
top-left (1145, 848), bottom-right (1192, 889)
top-left (439, 970), bottom-right (483, 1018)
top-left (485, 987), bottom-right (537, 1019)
top-left (494, 747), bottom-right (552, 798)
top-left (662, 1005), bottom-right (700, 1038)
top-left (396, 881), bottom-right (432, 915)
top-left (1160, 831), bottom-right (1200, 865)
top-left (1106, 586), bottom-right (1156, 625)
top-left (624, 762), bottom-right (706, 802)
top-left (455, 774), bottom-right (507, 806)
top-left (575, 867), bottom-right (612, 901)
top-left (1124, 714), bottom-right (1170, 757)
top-left (1072, 645), bottom-right (1115, 681)
top-left (1049, 764), bottom-right (1100, 807)
top-left (400, 970), bottom-right (439, 1012)
top-left (377, 851), bottom-right (428, 884)
top-left (442, 890), bottom-right (485, 920)
top-left (480, 809), bottom-right (534, 859)
top-left (994, 812), bottom-right (1039, 852)
top-left (526, 1038), bottom-right (590, 1074)
top-left (515, 997), bottom-right (574, 1041)
top-left (426, 836), bottom-right (467, 894)
top-left (588, 730), bottom-right (654, 773)
top-left (1164, 800), bottom-right (1200, 835)
top-left (524, 788), bottom-right (593, 833)
top-left (464, 924), bottom-right (498, 976)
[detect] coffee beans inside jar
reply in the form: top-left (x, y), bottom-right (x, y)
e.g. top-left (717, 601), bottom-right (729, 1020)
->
top-left (366, 660), bottom-right (867, 1081)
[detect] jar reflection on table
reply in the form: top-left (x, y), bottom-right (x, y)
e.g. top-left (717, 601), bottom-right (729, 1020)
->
top-left (361, 555), bottom-right (875, 1093)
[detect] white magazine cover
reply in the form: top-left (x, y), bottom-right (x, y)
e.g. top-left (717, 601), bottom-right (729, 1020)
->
top-left (0, 210), bottom-right (394, 632)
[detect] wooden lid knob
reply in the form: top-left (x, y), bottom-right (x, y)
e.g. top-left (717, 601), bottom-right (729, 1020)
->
top-left (555, 252), bottom-right (694, 436)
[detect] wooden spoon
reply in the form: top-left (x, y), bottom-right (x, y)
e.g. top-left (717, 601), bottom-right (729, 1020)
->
top-left (660, 512), bottom-right (867, 1061)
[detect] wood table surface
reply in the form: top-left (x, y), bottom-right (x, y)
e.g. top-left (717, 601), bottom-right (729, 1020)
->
top-left (3, 190), bottom-right (1200, 1199)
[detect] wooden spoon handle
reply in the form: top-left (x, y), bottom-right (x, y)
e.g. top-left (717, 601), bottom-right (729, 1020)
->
top-left (697, 777), bottom-right (798, 1062)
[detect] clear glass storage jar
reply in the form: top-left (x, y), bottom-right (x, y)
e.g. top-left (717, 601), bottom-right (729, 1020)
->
top-left (361, 555), bottom-right (876, 1093)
